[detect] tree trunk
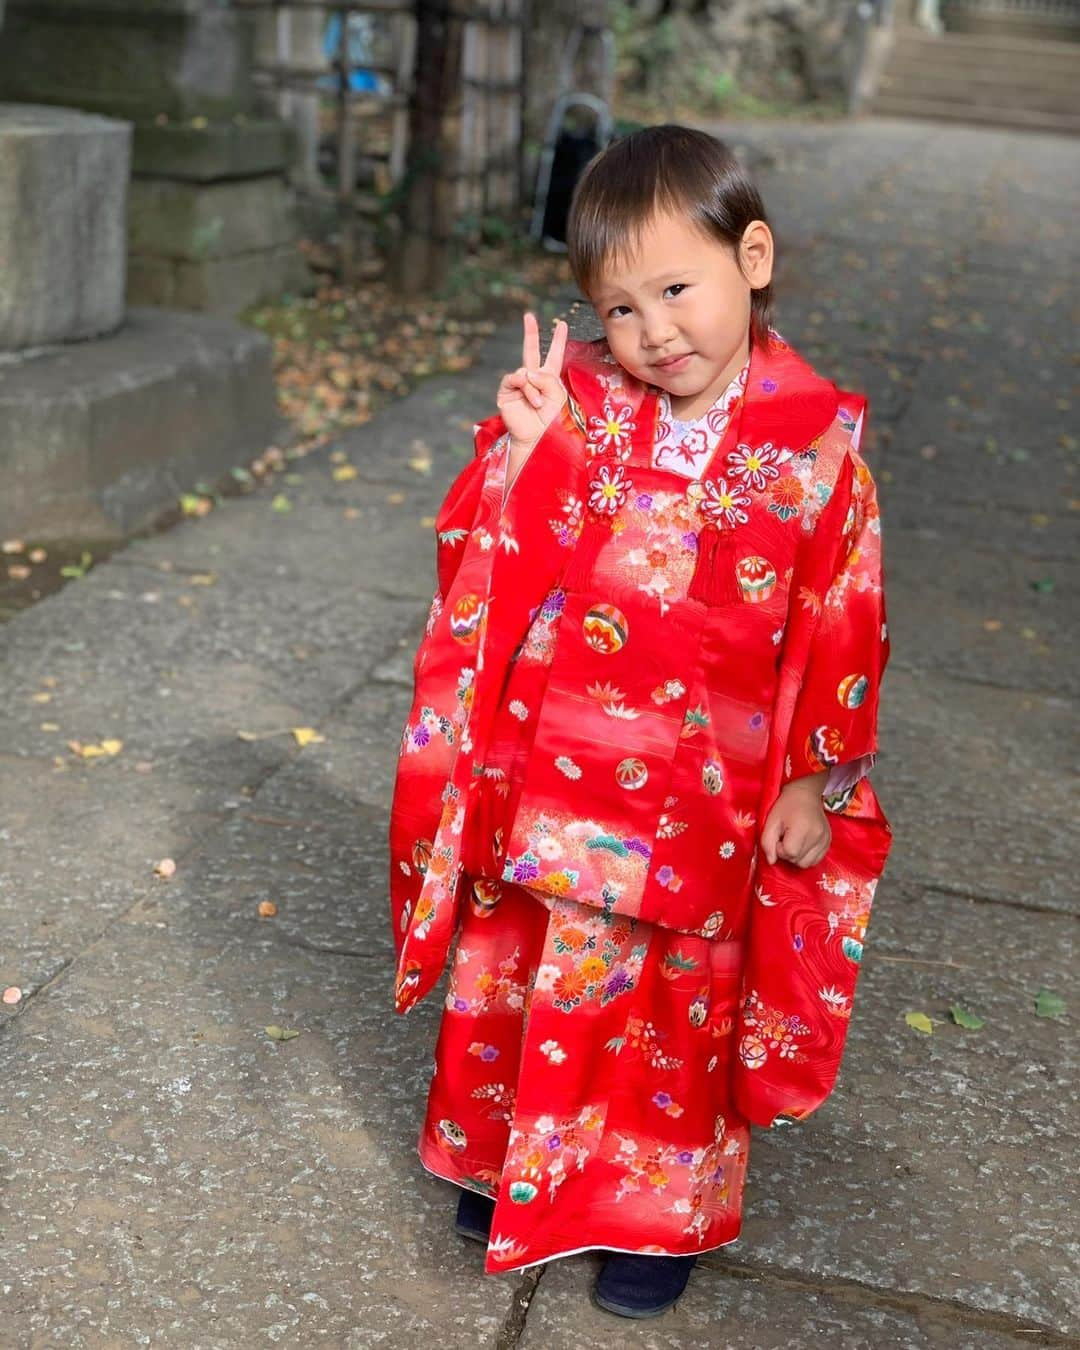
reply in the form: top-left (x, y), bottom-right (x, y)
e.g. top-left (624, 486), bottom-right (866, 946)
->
top-left (393, 0), bottom-right (465, 295)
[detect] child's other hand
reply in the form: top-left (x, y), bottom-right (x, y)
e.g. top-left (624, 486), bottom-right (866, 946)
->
top-left (497, 312), bottom-right (568, 451)
top-left (760, 774), bottom-right (832, 868)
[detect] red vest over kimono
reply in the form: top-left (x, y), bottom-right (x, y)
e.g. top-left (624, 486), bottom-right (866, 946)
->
top-left (388, 328), bottom-right (891, 1128)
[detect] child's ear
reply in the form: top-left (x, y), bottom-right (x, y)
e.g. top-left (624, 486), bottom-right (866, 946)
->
top-left (741, 221), bottom-right (774, 289)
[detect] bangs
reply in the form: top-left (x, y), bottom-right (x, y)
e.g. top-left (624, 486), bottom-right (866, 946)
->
top-left (565, 124), bottom-right (774, 345)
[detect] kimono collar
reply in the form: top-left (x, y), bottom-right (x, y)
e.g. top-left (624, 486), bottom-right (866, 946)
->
top-left (561, 329), bottom-right (841, 464)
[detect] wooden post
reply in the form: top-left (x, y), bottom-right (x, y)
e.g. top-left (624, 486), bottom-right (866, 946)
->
top-left (393, 0), bottom-right (466, 294)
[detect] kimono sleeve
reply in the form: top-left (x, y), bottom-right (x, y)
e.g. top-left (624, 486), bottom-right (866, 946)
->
top-left (389, 412), bottom-right (506, 958)
top-left (433, 413), bottom-right (508, 601)
top-left (785, 439), bottom-right (888, 802)
top-left (733, 437), bottom-right (892, 1129)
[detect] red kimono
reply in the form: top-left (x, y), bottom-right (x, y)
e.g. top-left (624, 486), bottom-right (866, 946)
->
top-left (388, 327), bottom-right (890, 1273)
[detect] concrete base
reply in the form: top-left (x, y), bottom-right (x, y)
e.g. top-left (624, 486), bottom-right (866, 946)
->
top-left (0, 308), bottom-right (283, 543)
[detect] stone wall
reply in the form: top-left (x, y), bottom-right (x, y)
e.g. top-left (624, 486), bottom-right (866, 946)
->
top-left (0, 0), bottom-right (308, 315)
top-left (525, 0), bottom-right (862, 147)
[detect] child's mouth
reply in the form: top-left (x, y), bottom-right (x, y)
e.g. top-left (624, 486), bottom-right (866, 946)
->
top-left (653, 353), bottom-right (693, 374)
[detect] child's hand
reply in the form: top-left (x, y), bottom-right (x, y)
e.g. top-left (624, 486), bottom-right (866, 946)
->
top-left (496, 312), bottom-right (568, 452)
top-left (760, 774), bottom-right (832, 868)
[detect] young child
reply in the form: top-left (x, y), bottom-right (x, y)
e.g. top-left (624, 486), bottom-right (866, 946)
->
top-left (388, 124), bottom-right (890, 1319)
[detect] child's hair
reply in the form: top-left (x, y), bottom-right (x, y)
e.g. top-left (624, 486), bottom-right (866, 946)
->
top-left (566, 124), bottom-right (774, 351)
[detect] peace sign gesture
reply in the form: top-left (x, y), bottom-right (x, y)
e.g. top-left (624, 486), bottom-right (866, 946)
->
top-left (496, 312), bottom-right (569, 451)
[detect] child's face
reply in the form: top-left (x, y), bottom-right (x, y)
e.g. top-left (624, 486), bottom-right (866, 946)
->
top-left (590, 210), bottom-right (772, 419)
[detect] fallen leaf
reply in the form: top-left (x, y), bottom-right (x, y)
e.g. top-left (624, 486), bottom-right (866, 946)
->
top-left (7, 564), bottom-right (31, 581)
top-left (332, 464), bottom-right (358, 482)
top-left (68, 738), bottom-right (124, 759)
top-left (40, 722), bottom-right (60, 732)
top-left (1, 539), bottom-right (25, 554)
top-left (154, 858), bottom-right (177, 879)
top-left (904, 1011), bottom-right (934, 1034)
top-left (258, 900), bottom-right (278, 917)
top-left (1034, 988), bottom-right (1065, 1019)
top-left (3, 987), bottom-right (23, 1005)
top-left (291, 727), bottom-right (325, 747)
top-left (190, 572), bottom-right (218, 586)
top-left (271, 494), bottom-right (292, 513)
top-left (948, 1005), bottom-right (984, 1029)
top-left (179, 493), bottom-right (206, 516)
top-left (386, 491), bottom-right (406, 505)
top-left (983, 619), bottom-right (1003, 632)
top-left (30, 692), bottom-right (52, 704)
top-left (420, 516), bottom-right (436, 528)
top-left (265, 1025), bottom-right (300, 1041)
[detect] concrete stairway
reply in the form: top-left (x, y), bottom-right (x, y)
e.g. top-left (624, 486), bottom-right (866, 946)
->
top-left (869, 27), bottom-right (1080, 135)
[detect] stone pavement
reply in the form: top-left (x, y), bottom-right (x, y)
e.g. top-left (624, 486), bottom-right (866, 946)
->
top-left (1, 118), bottom-right (1076, 1348)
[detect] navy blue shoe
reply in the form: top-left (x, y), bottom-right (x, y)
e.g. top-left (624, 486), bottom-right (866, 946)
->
top-left (454, 1188), bottom-right (495, 1243)
top-left (593, 1252), bottom-right (697, 1318)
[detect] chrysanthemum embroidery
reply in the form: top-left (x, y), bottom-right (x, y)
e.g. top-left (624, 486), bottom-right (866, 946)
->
top-left (726, 441), bottom-right (781, 491)
top-left (694, 477), bottom-right (751, 528)
top-left (587, 401), bottom-right (636, 459)
top-left (555, 755), bottom-right (582, 779)
top-left (589, 463), bottom-right (632, 515)
top-left (767, 474), bottom-right (804, 522)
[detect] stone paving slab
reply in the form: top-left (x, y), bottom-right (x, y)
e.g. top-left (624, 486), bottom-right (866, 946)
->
top-left (0, 539), bottom-right (422, 758)
top-left (882, 524), bottom-right (1074, 696)
top-left (519, 1256), bottom-right (1044, 1350)
top-left (733, 887), bottom-right (1078, 1335)
top-left (880, 669), bottom-right (1078, 912)
top-left (0, 902), bottom-right (517, 1347)
top-left (0, 745), bottom-right (271, 992)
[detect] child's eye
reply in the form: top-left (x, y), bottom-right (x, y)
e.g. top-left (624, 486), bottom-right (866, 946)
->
top-left (607, 304), bottom-right (630, 319)
top-left (664, 284), bottom-right (687, 299)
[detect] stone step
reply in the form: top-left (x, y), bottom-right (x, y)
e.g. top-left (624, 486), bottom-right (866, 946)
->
top-left (885, 54), bottom-right (1080, 88)
top-left (878, 73), bottom-right (1080, 115)
top-left (0, 308), bottom-right (283, 543)
top-left (892, 27), bottom-right (1080, 63)
top-left (867, 94), bottom-right (1080, 136)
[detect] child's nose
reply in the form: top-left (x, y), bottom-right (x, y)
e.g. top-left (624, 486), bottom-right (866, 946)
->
top-left (641, 313), bottom-right (677, 348)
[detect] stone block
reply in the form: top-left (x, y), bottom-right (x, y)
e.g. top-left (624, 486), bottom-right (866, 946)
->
top-left (0, 307), bottom-right (283, 542)
top-left (0, 104), bottom-right (130, 349)
top-left (128, 242), bottom-right (312, 315)
top-left (132, 117), bottom-right (293, 183)
top-left (128, 175), bottom-right (298, 261)
top-left (0, 3), bottom-right (259, 121)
